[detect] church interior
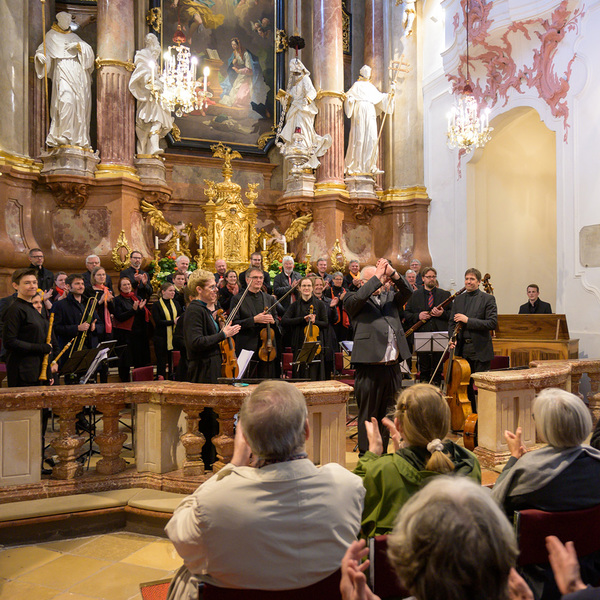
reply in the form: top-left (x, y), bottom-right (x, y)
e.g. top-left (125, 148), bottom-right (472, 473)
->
top-left (1, 0), bottom-right (600, 598)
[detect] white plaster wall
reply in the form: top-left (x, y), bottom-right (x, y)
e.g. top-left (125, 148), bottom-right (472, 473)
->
top-left (422, 0), bottom-right (600, 358)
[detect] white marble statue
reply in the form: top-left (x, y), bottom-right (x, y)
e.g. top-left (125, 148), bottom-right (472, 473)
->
top-left (34, 12), bottom-right (95, 149)
top-left (129, 34), bottom-right (174, 156)
top-left (278, 58), bottom-right (332, 170)
top-left (344, 65), bottom-right (395, 177)
top-left (401, 0), bottom-right (417, 36)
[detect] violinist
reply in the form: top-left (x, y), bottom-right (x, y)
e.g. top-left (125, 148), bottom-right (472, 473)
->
top-left (403, 267), bottom-right (451, 385)
top-left (184, 269), bottom-right (240, 384)
top-left (313, 277), bottom-right (337, 379)
top-left (231, 267), bottom-right (279, 378)
top-left (448, 268), bottom-right (497, 411)
top-left (324, 271), bottom-right (352, 342)
top-left (281, 277), bottom-right (328, 380)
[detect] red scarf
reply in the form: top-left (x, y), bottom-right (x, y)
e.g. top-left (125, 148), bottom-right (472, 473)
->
top-left (226, 282), bottom-right (239, 296)
top-left (116, 290), bottom-right (150, 330)
top-left (55, 286), bottom-right (66, 298)
top-left (94, 285), bottom-right (113, 334)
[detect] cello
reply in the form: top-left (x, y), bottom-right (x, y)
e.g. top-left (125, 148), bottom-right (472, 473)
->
top-left (442, 322), bottom-right (472, 432)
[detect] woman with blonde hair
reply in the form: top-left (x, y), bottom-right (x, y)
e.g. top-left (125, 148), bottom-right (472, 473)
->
top-left (354, 383), bottom-right (481, 537)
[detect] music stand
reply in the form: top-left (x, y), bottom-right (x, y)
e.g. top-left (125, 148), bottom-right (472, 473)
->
top-left (292, 341), bottom-right (321, 379)
top-left (414, 331), bottom-right (448, 384)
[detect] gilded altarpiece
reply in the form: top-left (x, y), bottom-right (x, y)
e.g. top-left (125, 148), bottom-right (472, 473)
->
top-left (202, 144), bottom-right (258, 273)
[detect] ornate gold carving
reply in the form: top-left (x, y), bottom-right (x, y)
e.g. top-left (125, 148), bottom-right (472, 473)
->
top-left (330, 239), bottom-right (347, 273)
top-left (257, 126), bottom-right (276, 149)
top-left (47, 181), bottom-right (90, 215)
top-left (171, 123), bottom-right (182, 141)
top-left (111, 230), bottom-right (133, 271)
top-left (140, 199), bottom-right (183, 257)
top-left (275, 29), bottom-right (288, 53)
top-left (146, 7), bottom-right (162, 33)
top-left (150, 248), bottom-right (162, 293)
top-left (94, 58), bottom-right (135, 72)
top-left (382, 185), bottom-right (430, 202)
top-left (315, 90), bottom-right (347, 101)
top-left (342, 8), bottom-right (351, 55)
top-left (202, 144), bottom-right (259, 273)
top-left (285, 213), bottom-right (312, 243)
top-left (193, 225), bottom-right (208, 268)
top-left (267, 242), bottom-right (284, 265)
top-left (95, 163), bottom-right (140, 181)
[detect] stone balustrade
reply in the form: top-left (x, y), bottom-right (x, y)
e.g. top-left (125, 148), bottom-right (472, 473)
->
top-left (472, 358), bottom-right (600, 469)
top-left (0, 380), bottom-right (351, 500)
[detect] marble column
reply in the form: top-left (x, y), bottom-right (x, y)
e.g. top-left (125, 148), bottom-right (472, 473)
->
top-left (96, 0), bottom-right (137, 179)
top-left (28, 0), bottom-right (53, 159)
top-left (0, 1), bottom-right (31, 161)
top-left (312, 0), bottom-right (346, 196)
top-left (364, 0), bottom-right (386, 190)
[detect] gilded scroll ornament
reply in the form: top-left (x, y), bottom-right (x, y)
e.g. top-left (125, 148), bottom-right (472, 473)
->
top-left (111, 230), bottom-right (133, 271)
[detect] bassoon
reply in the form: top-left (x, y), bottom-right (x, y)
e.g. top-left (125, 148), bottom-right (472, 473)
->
top-left (404, 287), bottom-right (466, 337)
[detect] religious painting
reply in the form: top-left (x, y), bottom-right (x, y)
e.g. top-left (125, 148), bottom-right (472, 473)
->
top-left (156, 0), bottom-right (284, 155)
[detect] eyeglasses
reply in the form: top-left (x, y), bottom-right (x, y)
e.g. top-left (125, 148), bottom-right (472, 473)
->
top-left (30, 255), bottom-right (43, 259)
top-left (249, 276), bottom-right (264, 280)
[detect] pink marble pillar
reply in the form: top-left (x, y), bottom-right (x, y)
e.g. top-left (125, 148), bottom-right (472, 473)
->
top-left (313, 0), bottom-right (346, 193)
top-left (364, 0), bottom-right (385, 190)
top-left (96, 0), bottom-right (136, 174)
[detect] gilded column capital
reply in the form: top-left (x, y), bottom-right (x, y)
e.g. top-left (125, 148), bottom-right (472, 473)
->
top-left (315, 90), bottom-right (347, 102)
top-left (95, 57), bottom-right (135, 72)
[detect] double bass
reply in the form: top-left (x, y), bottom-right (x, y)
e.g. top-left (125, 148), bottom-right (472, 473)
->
top-left (442, 322), bottom-right (472, 432)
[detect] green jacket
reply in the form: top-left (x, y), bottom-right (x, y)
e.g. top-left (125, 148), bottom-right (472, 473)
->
top-left (353, 441), bottom-right (481, 538)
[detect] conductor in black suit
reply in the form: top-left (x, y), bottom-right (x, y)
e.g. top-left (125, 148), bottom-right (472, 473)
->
top-left (344, 259), bottom-right (413, 455)
top-left (449, 268), bottom-right (498, 411)
top-left (403, 267), bottom-right (451, 385)
top-left (518, 284), bottom-right (552, 314)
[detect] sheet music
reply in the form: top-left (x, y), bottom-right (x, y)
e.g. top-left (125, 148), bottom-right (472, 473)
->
top-left (236, 350), bottom-right (254, 379)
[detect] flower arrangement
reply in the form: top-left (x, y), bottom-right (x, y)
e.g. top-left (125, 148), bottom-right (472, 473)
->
top-left (148, 255), bottom-right (197, 283)
top-left (268, 259), bottom-right (306, 281)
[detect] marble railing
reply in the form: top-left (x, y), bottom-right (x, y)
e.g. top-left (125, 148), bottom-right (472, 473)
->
top-left (0, 381), bottom-right (351, 497)
top-left (472, 358), bottom-right (600, 469)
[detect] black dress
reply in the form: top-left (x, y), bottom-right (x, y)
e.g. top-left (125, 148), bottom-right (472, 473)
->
top-left (113, 294), bottom-right (151, 381)
top-left (281, 296), bottom-right (328, 380)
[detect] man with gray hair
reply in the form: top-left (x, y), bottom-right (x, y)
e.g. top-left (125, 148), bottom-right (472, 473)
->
top-left (167, 255), bottom-right (191, 284)
top-left (82, 254), bottom-right (113, 292)
top-left (165, 380), bottom-right (364, 599)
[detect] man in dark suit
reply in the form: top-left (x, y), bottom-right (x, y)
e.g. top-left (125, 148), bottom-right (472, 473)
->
top-left (214, 258), bottom-right (228, 288)
top-left (28, 248), bottom-right (54, 293)
top-left (449, 267), bottom-right (498, 411)
top-left (403, 267), bottom-right (451, 385)
top-left (231, 267), bottom-right (278, 378)
top-left (344, 259), bottom-right (413, 455)
top-left (273, 256), bottom-right (302, 314)
top-left (119, 250), bottom-right (153, 300)
top-left (239, 252), bottom-right (272, 294)
top-left (518, 284), bottom-right (552, 314)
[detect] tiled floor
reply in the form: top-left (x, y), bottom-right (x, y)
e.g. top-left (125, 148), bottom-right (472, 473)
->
top-left (0, 532), bottom-right (182, 600)
top-left (1, 386), bottom-right (498, 600)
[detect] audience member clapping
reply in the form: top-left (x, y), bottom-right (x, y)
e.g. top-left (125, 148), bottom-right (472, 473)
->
top-left (354, 383), bottom-right (481, 537)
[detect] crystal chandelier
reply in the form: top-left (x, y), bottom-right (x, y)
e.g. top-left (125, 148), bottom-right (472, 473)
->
top-left (447, 0), bottom-right (493, 152)
top-left (159, 25), bottom-right (210, 117)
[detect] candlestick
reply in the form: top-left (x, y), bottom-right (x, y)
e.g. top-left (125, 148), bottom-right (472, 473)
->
top-left (203, 66), bottom-right (209, 94)
top-left (305, 254), bottom-right (312, 274)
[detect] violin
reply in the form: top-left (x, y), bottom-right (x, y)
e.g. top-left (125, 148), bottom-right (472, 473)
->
top-left (303, 304), bottom-right (321, 355)
top-left (216, 309), bottom-right (239, 378)
top-left (258, 306), bottom-right (277, 362)
top-left (442, 322), bottom-right (472, 431)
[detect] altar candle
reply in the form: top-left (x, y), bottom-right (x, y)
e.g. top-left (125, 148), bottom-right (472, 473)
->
top-left (283, 239), bottom-right (287, 254)
top-left (155, 236), bottom-right (159, 250)
top-left (199, 236), bottom-right (203, 250)
top-left (176, 238), bottom-right (180, 251)
top-left (150, 61), bottom-right (155, 87)
top-left (203, 66), bottom-right (209, 93)
top-left (263, 238), bottom-right (266, 251)
top-left (306, 243), bottom-right (310, 254)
